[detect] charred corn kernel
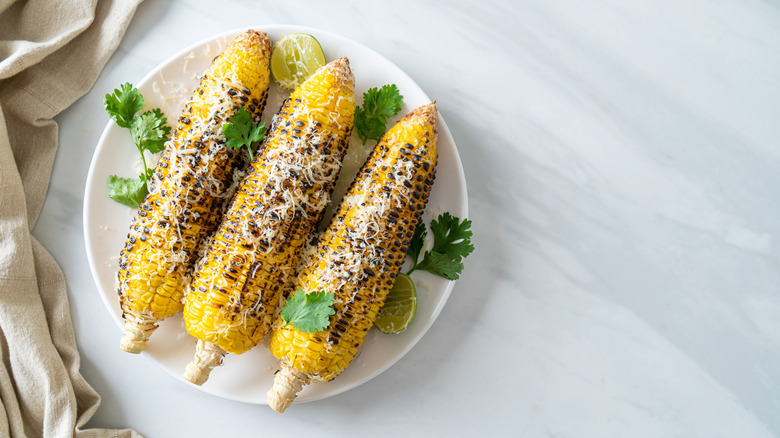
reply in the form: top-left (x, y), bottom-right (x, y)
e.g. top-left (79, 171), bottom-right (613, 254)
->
top-left (266, 102), bottom-right (439, 413)
top-left (181, 58), bottom-right (356, 385)
top-left (117, 30), bottom-right (273, 354)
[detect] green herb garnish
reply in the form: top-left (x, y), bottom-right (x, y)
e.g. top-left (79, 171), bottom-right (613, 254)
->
top-left (280, 289), bottom-right (336, 333)
top-left (106, 175), bottom-right (148, 209)
top-left (104, 82), bottom-right (145, 129)
top-left (223, 107), bottom-right (266, 161)
top-left (407, 212), bottom-right (474, 280)
top-left (104, 83), bottom-right (171, 208)
top-left (354, 84), bottom-right (404, 144)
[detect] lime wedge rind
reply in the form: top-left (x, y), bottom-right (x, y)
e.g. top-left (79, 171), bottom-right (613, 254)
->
top-left (374, 273), bottom-right (417, 334)
top-left (270, 33), bottom-right (326, 90)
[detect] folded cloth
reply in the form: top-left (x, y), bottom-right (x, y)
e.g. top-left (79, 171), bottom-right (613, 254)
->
top-left (0, 0), bottom-right (142, 436)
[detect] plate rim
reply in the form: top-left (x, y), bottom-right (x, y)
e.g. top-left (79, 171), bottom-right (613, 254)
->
top-left (83, 24), bottom-right (468, 405)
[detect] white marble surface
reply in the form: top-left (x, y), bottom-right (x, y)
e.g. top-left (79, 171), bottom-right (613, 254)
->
top-left (32, 0), bottom-right (780, 436)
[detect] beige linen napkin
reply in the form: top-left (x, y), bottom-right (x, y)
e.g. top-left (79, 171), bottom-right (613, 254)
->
top-left (0, 0), bottom-right (142, 436)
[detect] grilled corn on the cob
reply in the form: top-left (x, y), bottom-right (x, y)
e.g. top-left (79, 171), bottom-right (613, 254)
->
top-left (182, 58), bottom-right (356, 385)
top-left (266, 102), bottom-right (439, 412)
top-left (117, 30), bottom-right (273, 353)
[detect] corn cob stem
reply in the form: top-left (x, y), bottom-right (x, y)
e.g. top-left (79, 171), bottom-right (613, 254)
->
top-left (183, 340), bottom-right (226, 385)
top-left (119, 309), bottom-right (157, 353)
top-left (267, 358), bottom-right (311, 413)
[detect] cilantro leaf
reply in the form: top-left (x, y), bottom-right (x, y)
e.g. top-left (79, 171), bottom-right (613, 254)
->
top-left (103, 82), bottom-right (172, 208)
top-left (354, 84), bottom-right (404, 144)
top-left (104, 83), bottom-right (144, 129)
top-left (280, 289), bottom-right (336, 333)
top-left (414, 251), bottom-right (465, 280)
top-left (140, 167), bottom-right (155, 182)
top-left (223, 107), bottom-right (266, 161)
top-left (130, 109), bottom-right (171, 154)
top-left (407, 213), bottom-right (473, 280)
top-left (107, 175), bottom-right (148, 208)
top-left (429, 212), bottom-right (474, 260)
top-left (354, 107), bottom-right (387, 144)
top-left (365, 84), bottom-right (404, 118)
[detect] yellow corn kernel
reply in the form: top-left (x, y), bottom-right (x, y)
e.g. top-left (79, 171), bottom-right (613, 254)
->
top-left (267, 102), bottom-right (439, 413)
top-left (181, 58), bottom-right (356, 386)
top-left (117, 30), bottom-right (273, 354)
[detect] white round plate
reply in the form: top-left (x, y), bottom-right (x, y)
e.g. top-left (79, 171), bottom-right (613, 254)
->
top-left (84, 25), bottom-right (467, 405)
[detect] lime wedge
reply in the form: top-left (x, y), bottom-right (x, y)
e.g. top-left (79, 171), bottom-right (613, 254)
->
top-left (375, 273), bottom-right (417, 334)
top-left (271, 33), bottom-right (326, 90)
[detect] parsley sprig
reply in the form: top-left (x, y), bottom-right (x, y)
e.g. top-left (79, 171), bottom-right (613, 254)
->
top-left (354, 84), bottom-right (404, 144)
top-left (104, 83), bottom-right (171, 208)
top-left (280, 289), bottom-right (336, 333)
top-left (407, 212), bottom-right (474, 280)
top-left (223, 107), bottom-right (266, 161)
